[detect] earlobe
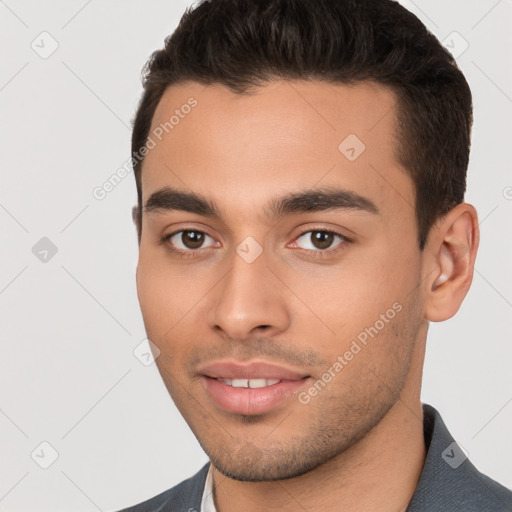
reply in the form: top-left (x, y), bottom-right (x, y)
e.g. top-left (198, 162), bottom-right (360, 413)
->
top-left (424, 204), bottom-right (479, 322)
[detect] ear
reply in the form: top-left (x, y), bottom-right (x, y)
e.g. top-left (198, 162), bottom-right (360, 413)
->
top-left (422, 203), bottom-right (479, 322)
top-left (132, 205), bottom-right (141, 245)
top-left (132, 205), bottom-right (142, 301)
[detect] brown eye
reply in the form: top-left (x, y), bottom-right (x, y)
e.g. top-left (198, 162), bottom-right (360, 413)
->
top-left (295, 230), bottom-right (345, 252)
top-left (181, 230), bottom-right (205, 249)
top-left (311, 231), bottom-right (335, 249)
top-left (165, 230), bottom-right (216, 252)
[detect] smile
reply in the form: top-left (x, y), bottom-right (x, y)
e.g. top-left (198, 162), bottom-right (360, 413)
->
top-left (217, 378), bottom-right (281, 388)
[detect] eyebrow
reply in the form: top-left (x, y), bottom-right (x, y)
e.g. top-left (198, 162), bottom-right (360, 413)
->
top-left (144, 185), bottom-right (379, 221)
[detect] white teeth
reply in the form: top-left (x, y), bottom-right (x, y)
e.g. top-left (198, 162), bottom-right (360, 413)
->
top-left (219, 378), bottom-right (281, 388)
top-left (248, 378), bottom-right (269, 388)
top-left (249, 378), bottom-right (280, 388)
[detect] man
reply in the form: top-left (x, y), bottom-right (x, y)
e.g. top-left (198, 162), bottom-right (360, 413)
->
top-left (119, 0), bottom-right (512, 510)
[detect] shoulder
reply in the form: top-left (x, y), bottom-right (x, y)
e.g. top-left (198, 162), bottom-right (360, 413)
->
top-left (407, 404), bottom-right (512, 512)
top-left (115, 462), bottom-right (210, 512)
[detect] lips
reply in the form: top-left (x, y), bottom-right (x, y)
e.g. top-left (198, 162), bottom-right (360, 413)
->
top-left (199, 361), bottom-right (308, 381)
top-left (198, 361), bottom-right (311, 415)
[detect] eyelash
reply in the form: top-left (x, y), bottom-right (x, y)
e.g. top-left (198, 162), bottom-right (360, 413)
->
top-left (160, 227), bottom-right (352, 260)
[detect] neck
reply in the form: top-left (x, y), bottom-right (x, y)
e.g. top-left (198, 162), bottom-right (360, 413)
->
top-left (212, 336), bottom-right (427, 512)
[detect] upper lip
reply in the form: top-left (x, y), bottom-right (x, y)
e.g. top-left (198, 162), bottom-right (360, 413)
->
top-left (198, 360), bottom-right (309, 381)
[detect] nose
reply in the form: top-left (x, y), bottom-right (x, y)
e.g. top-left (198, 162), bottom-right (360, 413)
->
top-left (208, 248), bottom-right (291, 341)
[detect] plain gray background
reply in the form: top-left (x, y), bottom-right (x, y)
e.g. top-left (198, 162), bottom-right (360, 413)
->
top-left (1, 0), bottom-right (511, 510)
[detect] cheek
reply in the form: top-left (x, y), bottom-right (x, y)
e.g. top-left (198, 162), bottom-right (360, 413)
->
top-left (136, 251), bottom-right (177, 338)
top-left (294, 246), bottom-right (420, 357)
top-left (136, 261), bottom-right (190, 383)
top-left (136, 248), bottom-right (216, 348)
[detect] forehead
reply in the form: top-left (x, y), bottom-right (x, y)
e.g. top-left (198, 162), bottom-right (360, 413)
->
top-left (141, 79), bottom-right (413, 222)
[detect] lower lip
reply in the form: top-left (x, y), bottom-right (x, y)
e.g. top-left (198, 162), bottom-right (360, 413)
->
top-left (202, 376), bottom-right (309, 415)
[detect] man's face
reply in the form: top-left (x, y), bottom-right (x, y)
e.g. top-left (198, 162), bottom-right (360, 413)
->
top-left (136, 79), bottom-right (426, 480)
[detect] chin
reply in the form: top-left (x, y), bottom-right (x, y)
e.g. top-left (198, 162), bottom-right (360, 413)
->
top-left (201, 434), bottom-right (348, 482)
top-left (210, 455), bottom-right (322, 482)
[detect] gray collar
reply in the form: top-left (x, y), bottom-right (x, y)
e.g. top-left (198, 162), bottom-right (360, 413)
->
top-left (406, 403), bottom-right (511, 511)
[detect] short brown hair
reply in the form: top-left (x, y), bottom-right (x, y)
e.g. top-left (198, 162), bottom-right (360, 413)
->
top-left (131, 0), bottom-right (472, 249)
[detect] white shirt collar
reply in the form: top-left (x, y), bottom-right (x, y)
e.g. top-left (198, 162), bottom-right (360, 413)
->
top-left (200, 464), bottom-right (217, 512)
